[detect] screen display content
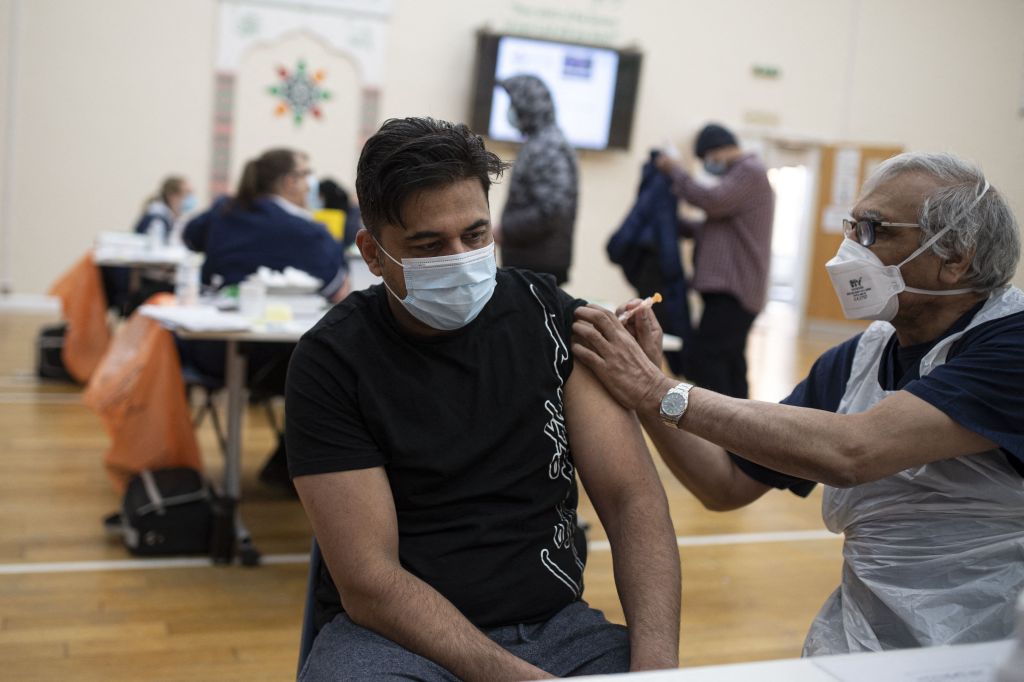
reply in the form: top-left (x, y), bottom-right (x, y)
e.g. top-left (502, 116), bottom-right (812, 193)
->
top-left (470, 32), bottom-right (642, 152)
top-left (488, 36), bottom-right (619, 150)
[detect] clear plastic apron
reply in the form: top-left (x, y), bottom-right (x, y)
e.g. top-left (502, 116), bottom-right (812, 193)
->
top-left (803, 286), bottom-right (1024, 655)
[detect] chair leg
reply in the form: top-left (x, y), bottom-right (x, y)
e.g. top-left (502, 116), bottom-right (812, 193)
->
top-left (263, 399), bottom-right (283, 440)
top-left (191, 389), bottom-right (208, 429)
top-left (206, 395), bottom-right (229, 459)
top-left (189, 385), bottom-right (229, 459)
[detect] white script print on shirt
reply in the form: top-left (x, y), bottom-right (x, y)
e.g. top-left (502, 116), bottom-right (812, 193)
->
top-left (531, 284), bottom-right (586, 597)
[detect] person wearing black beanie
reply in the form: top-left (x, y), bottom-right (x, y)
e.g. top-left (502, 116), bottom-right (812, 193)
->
top-left (694, 124), bottom-right (738, 161)
top-left (653, 123), bottom-right (774, 399)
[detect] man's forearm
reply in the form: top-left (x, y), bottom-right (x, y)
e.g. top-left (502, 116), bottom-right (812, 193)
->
top-left (603, 488), bottom-right (681, 671)
top-left (671, 388), bottom-right (859, 486)
top-left (637, 409), bottom-right (762, 511)
top-left (344, 564), bottom-right (552, 681)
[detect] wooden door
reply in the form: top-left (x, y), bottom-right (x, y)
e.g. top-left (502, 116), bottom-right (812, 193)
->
top-left (804, 144), bottom-right (904, 324)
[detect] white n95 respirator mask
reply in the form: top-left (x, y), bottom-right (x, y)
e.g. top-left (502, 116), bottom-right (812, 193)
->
top-left (825, 223), bottom-right (975, 321)
top-left (376, 241), bottom-right (497, 331)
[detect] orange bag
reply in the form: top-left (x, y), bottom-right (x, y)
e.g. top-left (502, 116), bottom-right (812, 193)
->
top-left (82, 295), bottom-right (203, 492)
top-left (48, 253), bottom-right (112, 383)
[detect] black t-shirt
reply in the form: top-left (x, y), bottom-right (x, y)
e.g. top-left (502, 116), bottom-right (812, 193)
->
top-left (732, 301), bottom-right (1024, 491)
top-left (286, 268), bottom-right (588, 629)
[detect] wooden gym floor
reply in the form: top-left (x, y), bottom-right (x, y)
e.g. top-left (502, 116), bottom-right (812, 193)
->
top-left (0, 304), bottom-right (850, 681)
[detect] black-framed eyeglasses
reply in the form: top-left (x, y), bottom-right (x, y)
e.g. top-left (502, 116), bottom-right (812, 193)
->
top-left (842, 218), bottom-right (920, 247)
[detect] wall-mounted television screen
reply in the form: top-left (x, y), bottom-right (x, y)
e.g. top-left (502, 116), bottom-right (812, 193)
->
top-left (470, 32), bottom-right (643, 151)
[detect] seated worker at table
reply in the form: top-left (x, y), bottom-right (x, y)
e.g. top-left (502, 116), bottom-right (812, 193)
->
top-left (183, 148), bottom-right (348, 298)
top-left (572, 151), bottom-right (1024, 656)
top-left (181, 148), bottom-right (349, 487)
top-left (134, 175), bottom-right (196, 241)
top-left (102, 175), bottom-right (199, 315)
top-left (285, 117), bottom-right (681, 681)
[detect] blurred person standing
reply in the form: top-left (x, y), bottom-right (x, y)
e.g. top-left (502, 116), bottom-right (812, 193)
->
top-left (496, 75), bottom-right (578, 285)
top-left (655, 123), bottom-right (774, 398)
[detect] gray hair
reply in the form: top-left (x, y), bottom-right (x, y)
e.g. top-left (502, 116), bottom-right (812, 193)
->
top-left (861, 151), bottom-right (1020, 292)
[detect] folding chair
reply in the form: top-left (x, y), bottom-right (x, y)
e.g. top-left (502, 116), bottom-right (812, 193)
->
top-left (297, 538), bottom-right (323, 678)
top-left (182, 363), bottom-right (229, 457)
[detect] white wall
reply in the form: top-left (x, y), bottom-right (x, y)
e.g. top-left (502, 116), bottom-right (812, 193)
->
top-left (2, 0), bottom-right (215, 294)
top-left (2, 0), bottom-right (1023, 298)
top-left (0, 0), bottom-right (16, 290)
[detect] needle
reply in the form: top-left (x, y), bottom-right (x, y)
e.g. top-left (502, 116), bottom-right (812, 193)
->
top-left (617, 292), bottom-right (662, 323)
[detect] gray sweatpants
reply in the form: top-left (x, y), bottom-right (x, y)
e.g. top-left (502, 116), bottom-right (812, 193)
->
top-left (299, 600), bottom-right (630, 681)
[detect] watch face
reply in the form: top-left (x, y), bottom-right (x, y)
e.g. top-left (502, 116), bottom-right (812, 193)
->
top-left (662, 391), bottom-right (686, 416)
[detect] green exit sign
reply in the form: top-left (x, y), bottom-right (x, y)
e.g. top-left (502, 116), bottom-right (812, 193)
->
top-left (752, 64), bottom-right (781, 79)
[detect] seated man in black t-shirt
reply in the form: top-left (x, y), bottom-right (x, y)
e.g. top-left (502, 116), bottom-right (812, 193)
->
top-left (286, 117), bottom-right (680, 681)
top-left (573, 151), bottom-right (1024, 657)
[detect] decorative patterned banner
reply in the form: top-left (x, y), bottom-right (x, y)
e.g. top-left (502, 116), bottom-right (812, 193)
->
top-left (267, 59), bottom-right (332, 125)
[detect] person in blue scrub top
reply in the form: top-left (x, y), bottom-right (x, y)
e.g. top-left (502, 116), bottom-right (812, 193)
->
top-left (134, 175), bottom-right (196, 241)
top-left (184, 149), bottom-right (348, 298)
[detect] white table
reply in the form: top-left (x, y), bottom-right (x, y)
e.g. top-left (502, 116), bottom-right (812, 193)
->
top-left (140, 305), bottom-right (321, 565)
top-left (573, 639), bottom-right (1015, 681)
top-left (92, 233), bottom-right (193, 295)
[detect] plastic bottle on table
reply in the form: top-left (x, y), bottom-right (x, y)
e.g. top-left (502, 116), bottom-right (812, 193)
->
top-left (147, 218), bottom-right (166, 251)
top-left (996, 588), bottom-right (1024, 682)
top-left (175, 253), bottom-right (202, 307)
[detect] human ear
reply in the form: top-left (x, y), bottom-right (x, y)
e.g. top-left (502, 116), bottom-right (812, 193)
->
top-left (938, 247), bottom-right (974, 285)
top-left (355, 229), bottom-right (383, 277)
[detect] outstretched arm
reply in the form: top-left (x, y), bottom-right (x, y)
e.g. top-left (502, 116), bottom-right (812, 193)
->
top-left (573, 304), bottom-right (998, 488)
top-left (565, 361), bottom-right (681, 671)
top-left (657, 158), bottom-right (752, 219)
top-left (295, 469), bottom-right (554, 682)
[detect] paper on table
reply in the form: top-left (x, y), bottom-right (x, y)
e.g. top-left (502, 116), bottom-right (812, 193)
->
top-left (139, 304), bottom-right (252, 332)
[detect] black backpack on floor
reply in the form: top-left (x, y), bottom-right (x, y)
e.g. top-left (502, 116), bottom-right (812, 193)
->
top-left (36, 323), bottom-right (75, 382)
top-left (106, 468), bottom-right (215, 557)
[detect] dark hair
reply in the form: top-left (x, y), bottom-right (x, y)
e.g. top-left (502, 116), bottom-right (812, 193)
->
top-left (355, 117), bottom-right (509, 236)
top-left (233, 148), bottom-right (300, 210)
top-left (318, 178), bottom-right (350, 213)
top-left (694, 123), bottom-right (738, 159)
top-left (160, 176), bottom-right (187, 203)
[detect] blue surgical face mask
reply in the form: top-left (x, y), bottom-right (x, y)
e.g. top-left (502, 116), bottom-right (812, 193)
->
top-left (703, 159), bottom-right (728, 176)
top-left (507, 105), bottom-right (519, 131)
top-left (179, 193), bottom-right (198, 215)
top-left (306, 176), bottom-right (322, 211)
top-left (376, 240), bottom-right (498, 331)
